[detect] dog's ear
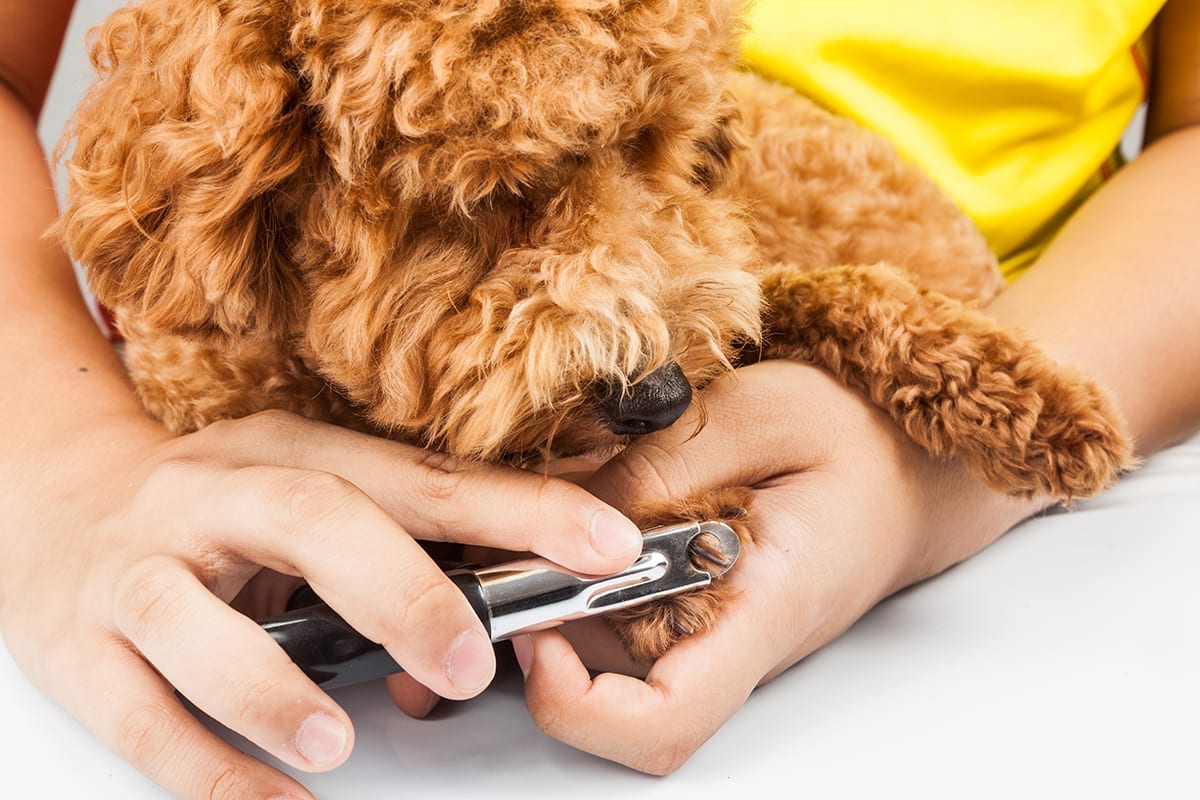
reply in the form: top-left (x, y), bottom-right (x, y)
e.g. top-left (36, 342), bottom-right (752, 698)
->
top-left (55, 2), bottom-right (307, 335)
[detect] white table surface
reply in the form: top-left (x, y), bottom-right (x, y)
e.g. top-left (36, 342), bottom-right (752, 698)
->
top-left (10, 4), bottom-right (1198, 798)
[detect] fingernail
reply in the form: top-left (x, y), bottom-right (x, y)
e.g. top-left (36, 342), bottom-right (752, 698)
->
top-left (589, 508), bottom-right (641, 558)
top-left (294, 712), bottom-right (347, 767)
top-left (511, 635), bottom-right (534, 679)
top-left (446, 630), bottom-right (495, 694)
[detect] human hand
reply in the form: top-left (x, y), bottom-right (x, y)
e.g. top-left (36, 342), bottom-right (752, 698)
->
top-left (507, 360), bottom-right (1040, 774)
top-left (0, 409), bottom-right (642, 799)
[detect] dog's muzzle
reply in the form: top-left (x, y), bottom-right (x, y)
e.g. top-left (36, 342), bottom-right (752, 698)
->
top-left (596, 361), bottom-right (693, 436)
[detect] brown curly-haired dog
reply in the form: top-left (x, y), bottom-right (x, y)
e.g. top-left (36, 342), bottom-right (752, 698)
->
top-left (56, 0), bottom-right (1133, 662)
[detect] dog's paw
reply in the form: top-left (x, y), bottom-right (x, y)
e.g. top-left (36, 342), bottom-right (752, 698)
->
top-left (608, 488), bottom-right (753, 662)
top-left (894, 317), bottom-right (1137, 501)
top-left (756, 263), bottom-right (1135, 502)
top-left (980, 360), bottom-right (1137, 501)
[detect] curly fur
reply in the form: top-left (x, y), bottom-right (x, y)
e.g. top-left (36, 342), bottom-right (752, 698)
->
top-left (56, 0), bottom-right (1133, 662)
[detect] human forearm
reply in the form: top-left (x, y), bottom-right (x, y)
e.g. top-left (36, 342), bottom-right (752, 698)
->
top-left (985, 125), bottom-right (1200, 456)
top-left (904, 123), bottom-right (1200, 584)
top-left (0, 84), bottom-right (160, 469)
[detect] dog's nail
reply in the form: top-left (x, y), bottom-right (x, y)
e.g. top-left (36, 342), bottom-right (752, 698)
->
top-left (589, 509), bottom-right (641, 559)
top-left (672, 619), bottom-right (695, 637)
top-left (687, 532), bottom-right (736, 572)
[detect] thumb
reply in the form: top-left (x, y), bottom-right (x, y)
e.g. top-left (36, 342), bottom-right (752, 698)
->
top-left (585, 363), bottom-right (821, 511)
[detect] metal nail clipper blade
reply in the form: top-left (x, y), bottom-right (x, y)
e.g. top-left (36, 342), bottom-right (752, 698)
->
top-left (258, 520), bottom-right (740, 689)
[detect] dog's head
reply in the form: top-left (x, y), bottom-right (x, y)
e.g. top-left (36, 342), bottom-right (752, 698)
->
top-left (60, 0), bottom-right (762, 460)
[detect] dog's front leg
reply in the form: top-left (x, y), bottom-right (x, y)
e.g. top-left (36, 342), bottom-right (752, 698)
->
top-left (755, 263), bottom-right (1135, 501)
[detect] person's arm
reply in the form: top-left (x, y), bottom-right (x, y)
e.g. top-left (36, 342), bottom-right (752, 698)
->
top-left (1146, 0), bottom-right (1200, 144)
top-left (509, 0), bottom-right (1200, 774)
top-left (0, 6), bottom-right (642, 799)
top-left (900, 0), bottom-right (1200, 581)
top-left (984, 0), bottom-right (1200, 457)
top-left (0, 0), bottom-right (143, 444)
top-left (0, 0), bottom-right (74, 113)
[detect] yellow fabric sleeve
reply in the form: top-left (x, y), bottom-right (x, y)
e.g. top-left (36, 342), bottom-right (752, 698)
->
top-left (742, 0), bottom-right (1162, 279)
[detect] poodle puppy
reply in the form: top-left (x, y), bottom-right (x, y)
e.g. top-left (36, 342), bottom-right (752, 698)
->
top-left (56, 0), bottom-right (1133, 662)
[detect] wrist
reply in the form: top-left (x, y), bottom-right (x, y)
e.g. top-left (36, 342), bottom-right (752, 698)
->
top-left (1, 402), bottom-right (168, 508)
top-left (894, 455), bottom-right (1050, 594)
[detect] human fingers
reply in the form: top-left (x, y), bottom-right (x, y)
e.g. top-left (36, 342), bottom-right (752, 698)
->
top-left (230, 568), bottom-right (306, 620)
top-left (585, 361), bottom-right (839, 510)
top-left (200, 411), bottom-right (642, 574)
top-left (512, 626), bottom-right (766, 775)
top-left (512, 551), bottom-right (791, 775)
top-left (111, 557), bottom-right (353, 772)
top-left (386, 672), bottom-right (441, 718)
top-left (187, 463), bottom-right (497, 701)
top-left (62, 638), bottom-right (314, 800)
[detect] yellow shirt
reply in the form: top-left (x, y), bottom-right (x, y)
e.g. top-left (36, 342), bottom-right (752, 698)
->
top-left (742, 0), bottom-right (1162, 280)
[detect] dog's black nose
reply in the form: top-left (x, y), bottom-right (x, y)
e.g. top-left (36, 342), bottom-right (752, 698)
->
top-left (596, 361), bottom-right (693, 436)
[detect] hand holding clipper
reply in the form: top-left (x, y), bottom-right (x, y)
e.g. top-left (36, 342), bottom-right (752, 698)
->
top-left (260, 520), bottom-right (740, 689)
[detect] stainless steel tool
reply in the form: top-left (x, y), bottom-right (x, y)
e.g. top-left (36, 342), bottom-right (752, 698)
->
top-left (259, 519), bottom-right (740, 689)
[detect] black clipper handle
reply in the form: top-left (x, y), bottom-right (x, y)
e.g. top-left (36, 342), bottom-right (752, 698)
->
top-left (259, 570), bottom-right (488, 690)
